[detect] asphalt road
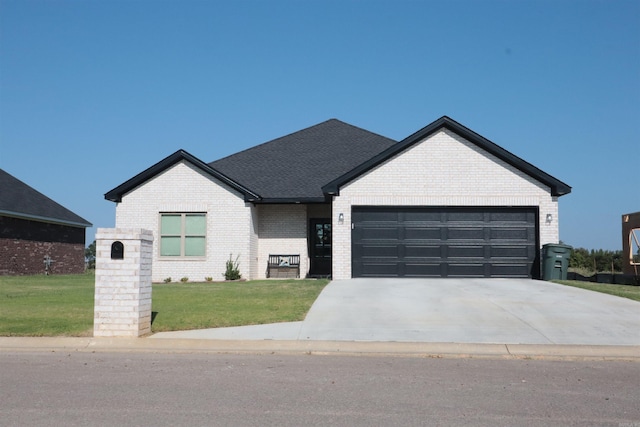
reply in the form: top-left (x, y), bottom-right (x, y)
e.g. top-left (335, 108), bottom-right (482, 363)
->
top-left (1, 351), bottom-right (639, 426)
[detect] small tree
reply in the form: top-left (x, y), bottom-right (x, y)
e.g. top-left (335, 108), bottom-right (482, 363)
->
top-left (224, 254), bottom-right (242, 281)
top-left (85, 240), bottom-right (96, 269)
top-left (569, 246), bottom-right (624, 274)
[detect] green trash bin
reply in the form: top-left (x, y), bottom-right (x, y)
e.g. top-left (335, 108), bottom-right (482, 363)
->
top-left (542, 243), bottom-right (572, 281)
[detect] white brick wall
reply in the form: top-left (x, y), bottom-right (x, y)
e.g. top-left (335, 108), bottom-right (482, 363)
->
top-left (249, 204), bottom-right (259, 280)
top-left (115, 161), bottom-right (255, 282)
top-left (113, 129), bottom-right (562, 282)
top-left (331, 129), bottom-right (560, 279)
top-left (256, 204), bottom-right (308, 279)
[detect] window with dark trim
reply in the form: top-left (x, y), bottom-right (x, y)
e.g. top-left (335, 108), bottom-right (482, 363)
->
top-left (160, 213), bottom-right (206, 257)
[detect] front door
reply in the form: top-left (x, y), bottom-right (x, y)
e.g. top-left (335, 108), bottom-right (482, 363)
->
top-left (309, 219), bottom-right (332, 277)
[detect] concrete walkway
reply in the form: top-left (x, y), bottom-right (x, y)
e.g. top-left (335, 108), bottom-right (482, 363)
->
top-left (152, 278), bottom-right (640, 346)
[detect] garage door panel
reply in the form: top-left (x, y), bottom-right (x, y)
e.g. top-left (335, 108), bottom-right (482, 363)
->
top-left (404, 227), bottom-right (441, 240)
top-left (358, 264), bottom-right (398, 277)
top-left (490, 228), bottom-right (530, 241)
top-left (359, 245), bottom-right (399, 258)
top-left (403, 211), bottom-right (442, 222)
top-left (404, 263), bottom-right (443, 277)
top-left (447, 245), bottom-right (485, 258)
top-left (489, 211), bottom-right (532, 222)
top-left (360, 227), bottom-right (398, 240)
top-left (447, 211), bottom-right (485, 222)
top-left (358, 210), bottom-right (398, 222)
top-left (447, 228), bottom-right (485, 240)
top-left (352, 207), bottom-right (539, 278)
top-left (447, 263), bottom-right (486, 277)
top-left (490, 246), bottom-right (530, 259)
top-left (404, 245), bottom-right (441, 258)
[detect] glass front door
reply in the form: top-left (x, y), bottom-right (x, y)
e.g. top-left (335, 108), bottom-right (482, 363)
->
top-left (309, 219), bottom-right (331, 277)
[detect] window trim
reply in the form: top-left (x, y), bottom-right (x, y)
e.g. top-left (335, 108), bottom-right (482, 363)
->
top-left (159, 212), bottom-right (207, 259)
top-left (630, 228), bottom-right (640, 265)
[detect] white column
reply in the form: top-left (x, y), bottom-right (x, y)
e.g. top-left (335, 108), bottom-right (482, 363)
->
top-left (94, 228), bottom-right (153, 337)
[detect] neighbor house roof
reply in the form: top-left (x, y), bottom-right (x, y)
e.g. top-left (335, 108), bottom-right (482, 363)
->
top-left (209, 119), bottom-right (397, 202)
top-left (323, 116), bottom-right (572, 197)
top-left (0, 168), bottom-right (92, 228)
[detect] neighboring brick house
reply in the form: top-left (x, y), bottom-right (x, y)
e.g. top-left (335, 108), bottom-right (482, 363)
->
top-left (105, 116), bottom-right (571, 282)
top-left (0, 169), bottom-right (92, 275)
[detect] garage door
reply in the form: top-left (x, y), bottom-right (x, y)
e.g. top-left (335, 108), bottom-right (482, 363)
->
top-left (352, 207), bottom-right (538, 278)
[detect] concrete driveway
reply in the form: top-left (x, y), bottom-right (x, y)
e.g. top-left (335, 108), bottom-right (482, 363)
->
top-left (151, 278), bottom-right (640, 345)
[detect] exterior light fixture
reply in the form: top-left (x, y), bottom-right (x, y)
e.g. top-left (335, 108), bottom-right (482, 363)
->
top-left (338, 213), bottom-right (344, 224)
top-left (546, 214), bottom-right (553, 223)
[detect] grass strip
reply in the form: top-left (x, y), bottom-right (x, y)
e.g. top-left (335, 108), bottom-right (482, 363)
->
top-left (555, 280), bottom-right (640, 302)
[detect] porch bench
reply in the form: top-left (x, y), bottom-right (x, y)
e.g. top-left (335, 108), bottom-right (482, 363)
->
top-left (267, 254), bottom-right (300, 278)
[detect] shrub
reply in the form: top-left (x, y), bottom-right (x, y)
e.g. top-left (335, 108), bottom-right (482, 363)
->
top-left (224, 254), bottom-right (242, 281)
top-left (180, 277), bottom-right (189, 283)
top-left (205, 277), bottom-right (213, 282)
top-left (163, 277), bottom-right (172, 283)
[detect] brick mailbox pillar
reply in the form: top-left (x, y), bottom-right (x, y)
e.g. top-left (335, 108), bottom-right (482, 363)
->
top-left (94, 228), bottom-right (153, 337)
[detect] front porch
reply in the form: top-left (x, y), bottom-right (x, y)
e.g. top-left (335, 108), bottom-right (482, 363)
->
top-left (255, 203), bottom-right (332, 279)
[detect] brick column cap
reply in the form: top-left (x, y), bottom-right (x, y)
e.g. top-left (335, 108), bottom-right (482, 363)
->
top-left (96, 228), bottom-right (154, 242)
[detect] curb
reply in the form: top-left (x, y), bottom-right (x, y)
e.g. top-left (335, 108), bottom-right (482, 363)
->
top-left (1, 337), bottom-right (639, 361)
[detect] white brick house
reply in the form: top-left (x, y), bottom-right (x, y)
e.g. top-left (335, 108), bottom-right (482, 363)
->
top-left (105, 116), bottom-right (570, 282)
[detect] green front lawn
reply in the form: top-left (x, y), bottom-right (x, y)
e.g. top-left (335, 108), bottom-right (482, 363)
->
top-left (3, 273), bottom-right (635, 338)
top-left (0, 273), bottom-right (329, 337)
top-left (0, 274), bottom-right (94, 336)
top-left (151, 279), bottom-right (329, 332)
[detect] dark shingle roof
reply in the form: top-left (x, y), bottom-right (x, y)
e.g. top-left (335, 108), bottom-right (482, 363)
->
top-left (104, 116), bottom-right (570, 204)
top-left (0, 169), bottom-right (91, 227)
top-left (209, 119), bottom-right (397, 201)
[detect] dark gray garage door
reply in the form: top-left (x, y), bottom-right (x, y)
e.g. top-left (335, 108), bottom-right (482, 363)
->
top-left (352, 207), bottom-right (538, 278)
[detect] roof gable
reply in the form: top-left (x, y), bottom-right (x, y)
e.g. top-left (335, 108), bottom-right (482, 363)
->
top-left (105, 116), bottom-right (571, 205)
top-left (104, 150), bottom-right (260, 203)
top-left (209, 119), bottom-right (397, 202)
top-left (323, 116), bottom-right (571, 197)
top-left (0, 169), bottom-right (91, 227)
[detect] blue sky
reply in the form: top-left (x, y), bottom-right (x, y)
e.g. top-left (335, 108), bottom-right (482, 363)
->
top-left (1, 0), bottom-right (638, 250)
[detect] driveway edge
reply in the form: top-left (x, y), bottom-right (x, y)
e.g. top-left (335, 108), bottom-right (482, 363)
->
top-left (1, 337), bottom-right (639, 362)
